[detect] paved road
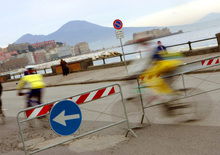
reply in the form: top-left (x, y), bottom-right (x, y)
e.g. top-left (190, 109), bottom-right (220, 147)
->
top-left (2, 66), bottom-right (220, 154)
top-left (2, 71), bottom-right (220, 125)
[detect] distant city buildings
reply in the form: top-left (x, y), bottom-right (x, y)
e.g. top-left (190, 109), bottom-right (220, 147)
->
top-left (57, 45), bottom-right (72, 58)
top-left (33, 50), bottom-right (47, 64)
top-left (31, 40), bottom-right (56, 49)
top-left (74, 42), bottom-right (91, 55)
top-left (0, 40), bottom-right (92, 72)
top-left (7, 43), bottom-right (30, 53)
top-left (0, 51), bottom-right (18, 62)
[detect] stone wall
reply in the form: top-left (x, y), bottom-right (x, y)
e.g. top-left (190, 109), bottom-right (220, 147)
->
top-left (183, 46), bottom-right (219, 57)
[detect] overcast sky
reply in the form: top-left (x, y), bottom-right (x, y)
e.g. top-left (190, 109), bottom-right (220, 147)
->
top-left (0, 0), bottom-right (220, 47)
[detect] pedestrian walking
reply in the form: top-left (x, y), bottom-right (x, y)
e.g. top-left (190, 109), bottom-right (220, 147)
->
top-left (60, 59), bottom-right (69, 76)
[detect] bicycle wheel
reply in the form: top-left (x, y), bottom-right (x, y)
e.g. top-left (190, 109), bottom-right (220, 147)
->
top-left (165, 88), bottom-right (212, 121)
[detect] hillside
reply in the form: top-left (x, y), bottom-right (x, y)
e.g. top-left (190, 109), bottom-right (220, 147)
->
top-left (15, 20), bottom-right (155, 49)
top-left (196, 13), bottom-right (220, 23)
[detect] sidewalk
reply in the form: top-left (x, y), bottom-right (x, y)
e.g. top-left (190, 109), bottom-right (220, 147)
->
top-left (2, 118), bottom-right (220, 155)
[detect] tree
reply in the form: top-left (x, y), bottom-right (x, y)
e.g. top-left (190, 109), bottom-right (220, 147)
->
top-left (28, 45), bottom-right (36, 52)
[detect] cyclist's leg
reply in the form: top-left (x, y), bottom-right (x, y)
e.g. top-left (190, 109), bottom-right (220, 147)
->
top-left (35, 89), bottom-right (42, 105)
top-left (26, 90), bottom-right (33, 108)
top-left (26, 89), bottom-right (42, 106)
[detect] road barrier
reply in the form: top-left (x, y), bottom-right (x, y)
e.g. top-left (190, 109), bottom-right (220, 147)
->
top-left (137, 55), bottom-right (220, 124)
top-left (17, 84), bottom-right (136, 155)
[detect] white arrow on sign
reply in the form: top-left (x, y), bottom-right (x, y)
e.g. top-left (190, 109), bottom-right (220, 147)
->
top-left (53, 110), bottom-right (80, 126)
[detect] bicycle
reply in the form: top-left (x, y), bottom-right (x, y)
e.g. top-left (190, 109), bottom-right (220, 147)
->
top-left (19, 92), bottom-right (48, 128)
top-left (126, 58), bottom-right (212, 124)
top-left (136, 74), bottom-right (212, 123)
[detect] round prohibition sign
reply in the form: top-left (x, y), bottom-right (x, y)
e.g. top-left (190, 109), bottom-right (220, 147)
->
top-left (113, 19), bottom-right (123, 30)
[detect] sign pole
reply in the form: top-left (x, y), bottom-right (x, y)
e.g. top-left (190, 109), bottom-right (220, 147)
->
top-left (113, 19), bottom-right (128, 75)
top-left (119, 38), bottom-right (128, 75)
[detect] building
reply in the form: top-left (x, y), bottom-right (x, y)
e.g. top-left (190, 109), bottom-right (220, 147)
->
top-left (31, 40), bottom-right (56, 49)
top-left (0, 57), bottom-right (29, 72)
top-left (50, 54), bottom-right (59, 61)
top-left (57, 45), bottom-right (72, 58)
top-left (74, 42), bottom-right (91, 56)
top-left (0, 51), bottom-right (18, 62)
top-left (33, 50), bottom-right (47, 64)
top-left (133, 28), bottom-right (172, 40)
top-left (7, 43), bottom-right (30, 53)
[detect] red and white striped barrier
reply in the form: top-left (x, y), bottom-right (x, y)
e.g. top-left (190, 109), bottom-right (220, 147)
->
top-left (201, 58), bottom-right (220, 66)
top-left (25, 86), bottom-right (116, 119)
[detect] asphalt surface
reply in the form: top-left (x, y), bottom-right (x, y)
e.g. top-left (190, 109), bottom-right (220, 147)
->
top-left (1, 53), bottom-right (220, 154)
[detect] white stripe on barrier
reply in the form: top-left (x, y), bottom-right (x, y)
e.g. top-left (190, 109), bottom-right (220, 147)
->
top-left (28, 107), bottom-right (43, 119)
top-left (84, 91), bottom-right (97, 102)
top-left (102, 87), bottom-right (112, 97)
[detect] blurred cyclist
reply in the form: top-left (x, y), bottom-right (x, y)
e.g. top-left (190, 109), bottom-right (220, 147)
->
top-left (17, 66), bottom-right (45, 108)
top-left (135, 39), bottom-right (183, 95)
top-left (140, 42), bottom-right (182, 95)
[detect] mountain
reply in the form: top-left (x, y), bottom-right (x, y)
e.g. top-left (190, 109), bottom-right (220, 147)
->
top-left (15, 20), bottom-right (156, 49)
top-left (169, 12), bottom-right (220, 34)
top-left (196, 13), bottom-right (220, 23)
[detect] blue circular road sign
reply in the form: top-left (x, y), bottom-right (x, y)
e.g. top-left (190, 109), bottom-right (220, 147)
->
top-left (49, 100), bottom-right (82, 136)
top-left (113, 19), bottom-right (123, 30)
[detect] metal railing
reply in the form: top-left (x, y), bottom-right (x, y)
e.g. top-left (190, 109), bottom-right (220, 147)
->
top-left (99, 51), bottom-right (143, 65)
top-left (166, 37), bottom-right (217, 50)
top-left (95, 36), bottom-right (218, 66)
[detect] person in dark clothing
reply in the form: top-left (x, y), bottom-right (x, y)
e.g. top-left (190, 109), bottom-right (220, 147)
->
top-left (0, 82), bottom-right (5, 124)
top-left (151, 41), bottom-right (168, 61)
top-left (156, 41), bottom-right (167, 52)
top-left (60, 59), bottom-right (69, 76)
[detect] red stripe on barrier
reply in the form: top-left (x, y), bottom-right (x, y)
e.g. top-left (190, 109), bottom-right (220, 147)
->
top-left (76, 93), bottom-right (90, 104)
top-left (201, 60), bottom-right (206, 65)
top-left (108, 87), bottom-right (115, 95)
top-left (216, 59), bottom-right (219, 64)
top-left (92, 88), bottom-right (106, 100)
top-left (207, 59), bottom-right (214, 65)
top-left (37, 104), bottom-right (54, 116)
top-left (25, 86), bottom-right (117, 118)
top-left (25, 109), bottom-right (35, 118)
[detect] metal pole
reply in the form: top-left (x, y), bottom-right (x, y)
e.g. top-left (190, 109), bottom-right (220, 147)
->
top-left (139, 51), bottom-right (142, 58)
top-left (17, 114), bottom-right (28, 155)
top-left (117, 84), bottom-right (137, 138)
top-left (188, 41), bottom-right (192, 50)
top-left (102, 58), bottom-right (106, 64)
top-left (136, 78), bottom-right (151, 125)
top-left (181, 74), bottom-right (187, 96)
top-left (119, 55), bottom-right (123, 62)
top-left (119, 38), bottom-right (128, 75)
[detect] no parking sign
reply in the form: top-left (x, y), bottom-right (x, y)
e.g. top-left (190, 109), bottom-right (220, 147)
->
top-left (113, 19), bottom-right (123, 30)
top-left (113, 19), bottom-right (124, 39)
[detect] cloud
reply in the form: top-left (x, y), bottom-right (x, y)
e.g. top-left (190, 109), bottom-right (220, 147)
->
top-left (127, 0), bottom-right (220, 26)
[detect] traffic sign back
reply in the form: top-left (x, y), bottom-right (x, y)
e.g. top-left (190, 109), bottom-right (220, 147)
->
top-left (49, 100), bottom-right (82, 136)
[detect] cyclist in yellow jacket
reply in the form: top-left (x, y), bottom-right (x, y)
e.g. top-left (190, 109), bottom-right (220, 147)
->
top-left (17, 66), bottom-right (45, 108)
top-left (139, 42), bottom-right (183, 95)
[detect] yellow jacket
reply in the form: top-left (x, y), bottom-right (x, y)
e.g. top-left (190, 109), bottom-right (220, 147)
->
top-left (17, 74), bottom-right (46, 90)
top-left (140, 59), bottom-right (182, 94)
